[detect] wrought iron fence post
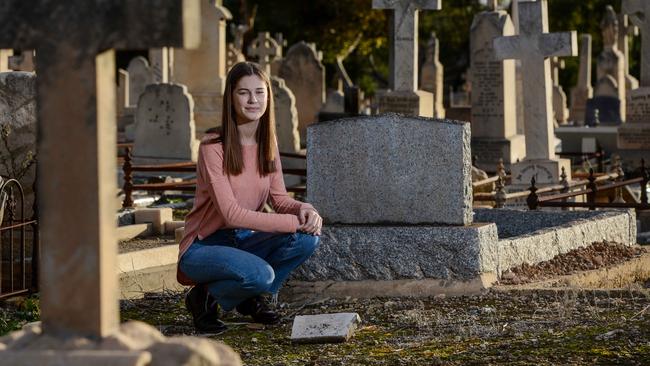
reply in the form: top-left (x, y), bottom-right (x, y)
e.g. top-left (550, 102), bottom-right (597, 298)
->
top-left (560, 167), bottom-right (569, 210)
top-left (526, 177), bottom-right (539, 210)
top-left (641, 159), bottom-right (648, 205)
top-left (587, 168), bottom-right (597, 210)
top-left (122, 147), bottom-right (134, 209)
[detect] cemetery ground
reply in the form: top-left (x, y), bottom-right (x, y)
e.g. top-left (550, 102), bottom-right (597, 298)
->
top-left (1, 242), bottom-right (649, 365)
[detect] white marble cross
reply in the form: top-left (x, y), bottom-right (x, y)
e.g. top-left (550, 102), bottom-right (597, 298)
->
top-left (623, 0), bottom-right (650, 86)
top-left (247, 32), bottom-right (281, 75)
top-left (618, 13), bottom-right (638, 78)
top-left (494, 0), bottom-right (576, 160)
top-left (0, 0), bottom-right (200, 338)
top-left (372, 0), bottom-right (441, 92)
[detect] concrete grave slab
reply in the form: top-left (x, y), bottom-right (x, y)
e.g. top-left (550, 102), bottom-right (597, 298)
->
top-left (291, 313), bottom-right (361, 344)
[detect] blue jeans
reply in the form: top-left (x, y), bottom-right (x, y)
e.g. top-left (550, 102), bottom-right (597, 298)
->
top-left (179, 229), bottom-right (319, 311)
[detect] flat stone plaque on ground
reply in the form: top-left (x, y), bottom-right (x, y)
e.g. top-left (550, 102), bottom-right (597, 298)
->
top-left (307, 114), bottom-right (472, 225)
top-left (291, 313), bottom-right (361, 344)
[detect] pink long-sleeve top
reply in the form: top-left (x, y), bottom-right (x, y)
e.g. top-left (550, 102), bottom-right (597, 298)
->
top-left (177, 136), bottom-right (313, 285)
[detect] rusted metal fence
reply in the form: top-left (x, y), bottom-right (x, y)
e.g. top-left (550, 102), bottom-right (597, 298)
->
top-left (527, 160), bottom-right (650, 211)
top-left (0, 178), bottom-right (38, 300)
top-left (121, 147), bottom-right (307, 209)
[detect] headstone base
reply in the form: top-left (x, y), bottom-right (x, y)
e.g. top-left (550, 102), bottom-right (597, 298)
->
top-left (555, 125), bottom-right (618, 154)
top-left (617, 122), bottom-right (650, 150)
top-left (471, 134), bottom-right (526, 171)
top-left (510, 158), bottom-right (571, 186)
top-left (375, 90), bottom-right (433, 117)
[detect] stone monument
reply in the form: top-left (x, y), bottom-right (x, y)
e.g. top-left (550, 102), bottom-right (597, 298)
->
top-left (8, 50), bottom-right (35, 72)
top-left (0, 49), bottom-right (12, 71)
top-left (494, 0), bottom-right (576, 186)
top-left (619, 0), bottom-right (650, 156)
top-left (469, 0), bottom-right (525, 171)
top-left (0, 0), bottom-right (240, 363)
top-left (589, 5), bottom-right (626, 125)
top-left (172, 0), bottom-right (232, 133)
top-left (570, 34), bottom-right (593, 125)
top-left (278, 41), bottom-right (326, 141)
top-left (420, 32), bottom-right (445, 118)
top-left (619, 13), bottom-right (639, 92)
top-left (372, 0), bottom-right (439, 117)
top-left (551, 57), bottom-right (569, 125)
top-left (248, 33), bottom-right (303, 185)
top-left (127, 56), bottom-right (154, 107)
top-left (132, 83), bottom-right (199, 164)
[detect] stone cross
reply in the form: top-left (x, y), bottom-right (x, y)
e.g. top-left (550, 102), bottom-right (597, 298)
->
top-left (494, 0), bottom-right (577, 160)
top-left (623, 0), bottom-right (650, 86)
top-left (551, 57), bottom-right (565, 86)
top-left (619, 13), bottom-right (638, 76)
top-left (372, 0), bottom-right (441, 92)
top-left (247, 32), bottom-right (281, 75)
top-left (0, 0), bottom-right (199, 338)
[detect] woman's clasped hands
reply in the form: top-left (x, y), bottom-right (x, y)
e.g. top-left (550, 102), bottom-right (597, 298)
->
top-left (298, 207), bottom-right (323, 236)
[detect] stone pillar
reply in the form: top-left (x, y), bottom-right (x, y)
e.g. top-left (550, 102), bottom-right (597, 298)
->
top-left (570, 34), bottom-right (593, 125)
top-left (172, 0), bottom-right (232, 133)
top-left (420, 32), bottom-right (445, 118)
top-left (469, 3), bottom-right (525, 171)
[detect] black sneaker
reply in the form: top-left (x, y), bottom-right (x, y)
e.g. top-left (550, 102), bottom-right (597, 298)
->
top-left (185, 286), bottom-right (227, 333)
top-left (235, 295), bottom-right (281, 324)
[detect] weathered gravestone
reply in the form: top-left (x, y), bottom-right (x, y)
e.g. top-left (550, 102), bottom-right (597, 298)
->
top-left (172, 0), bottom-right (232, 133)
top-left (127, 56), bottom-right (154, 107)
top-left (469, 1), bottom-right (525, 171)
top-left (420, 32), bottom-right (445, 118)
top-left (132, 83), bottom-right (199, 164)
top-left (570, 34), bottom-right (593, 125)
top-left (148, 47), bottom-right (171, 83)
top-left (0, 0), bottom-right (240, 363)
top-left (308, 114), bottom-right (472, 225)
top-left (591, 5), bottom-right (625, 125)
top-left (0, 72), bottom-right (37, 220)
top-left (619, 0), bottom-right (650, 155)
top-left (248, 33), bottom-right (303, 186)
top-left (494, 0), bottom-right (576, 186)
top-left (372, 0), bottom-right (439, 117)
top-left (278, 41), bottom-right (326, 142)
top-left (8, 50), bottom-right (35, 72)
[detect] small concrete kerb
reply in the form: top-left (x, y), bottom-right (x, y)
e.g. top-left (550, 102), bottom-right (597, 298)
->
top-left (291, 313), bottom-right (361, 344)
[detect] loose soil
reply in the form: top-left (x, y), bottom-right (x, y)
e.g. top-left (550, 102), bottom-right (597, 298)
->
top-left (499, 242), bottom-right (647, 285)
top-left (118, 234), bottom-right (175, 253)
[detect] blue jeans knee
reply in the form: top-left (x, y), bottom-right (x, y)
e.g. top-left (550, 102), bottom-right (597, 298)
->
top-left (293, 232), bottom-right (320, 258)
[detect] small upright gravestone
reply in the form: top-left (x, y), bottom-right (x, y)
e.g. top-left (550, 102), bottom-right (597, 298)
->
top-left (278, 41), bottom-right (326, 141)
top-left (133, 83), bottom-right (199, 164)
top-left (127, 56), bottom-right (154, 107)
top-left (420, 32), bottom-right (445, 118)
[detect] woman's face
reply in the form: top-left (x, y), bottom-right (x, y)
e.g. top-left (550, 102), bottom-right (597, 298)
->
top-left (232, 74), bottom-right (268, 125)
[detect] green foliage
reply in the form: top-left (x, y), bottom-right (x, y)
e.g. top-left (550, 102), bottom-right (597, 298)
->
top-left (226, 0), bottom-right (632, 99)
top-left (0, 295), bottom-right (40, 336)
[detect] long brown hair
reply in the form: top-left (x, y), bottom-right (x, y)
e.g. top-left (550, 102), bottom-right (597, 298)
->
top-left (210, 62), bottom-right (277, 176)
